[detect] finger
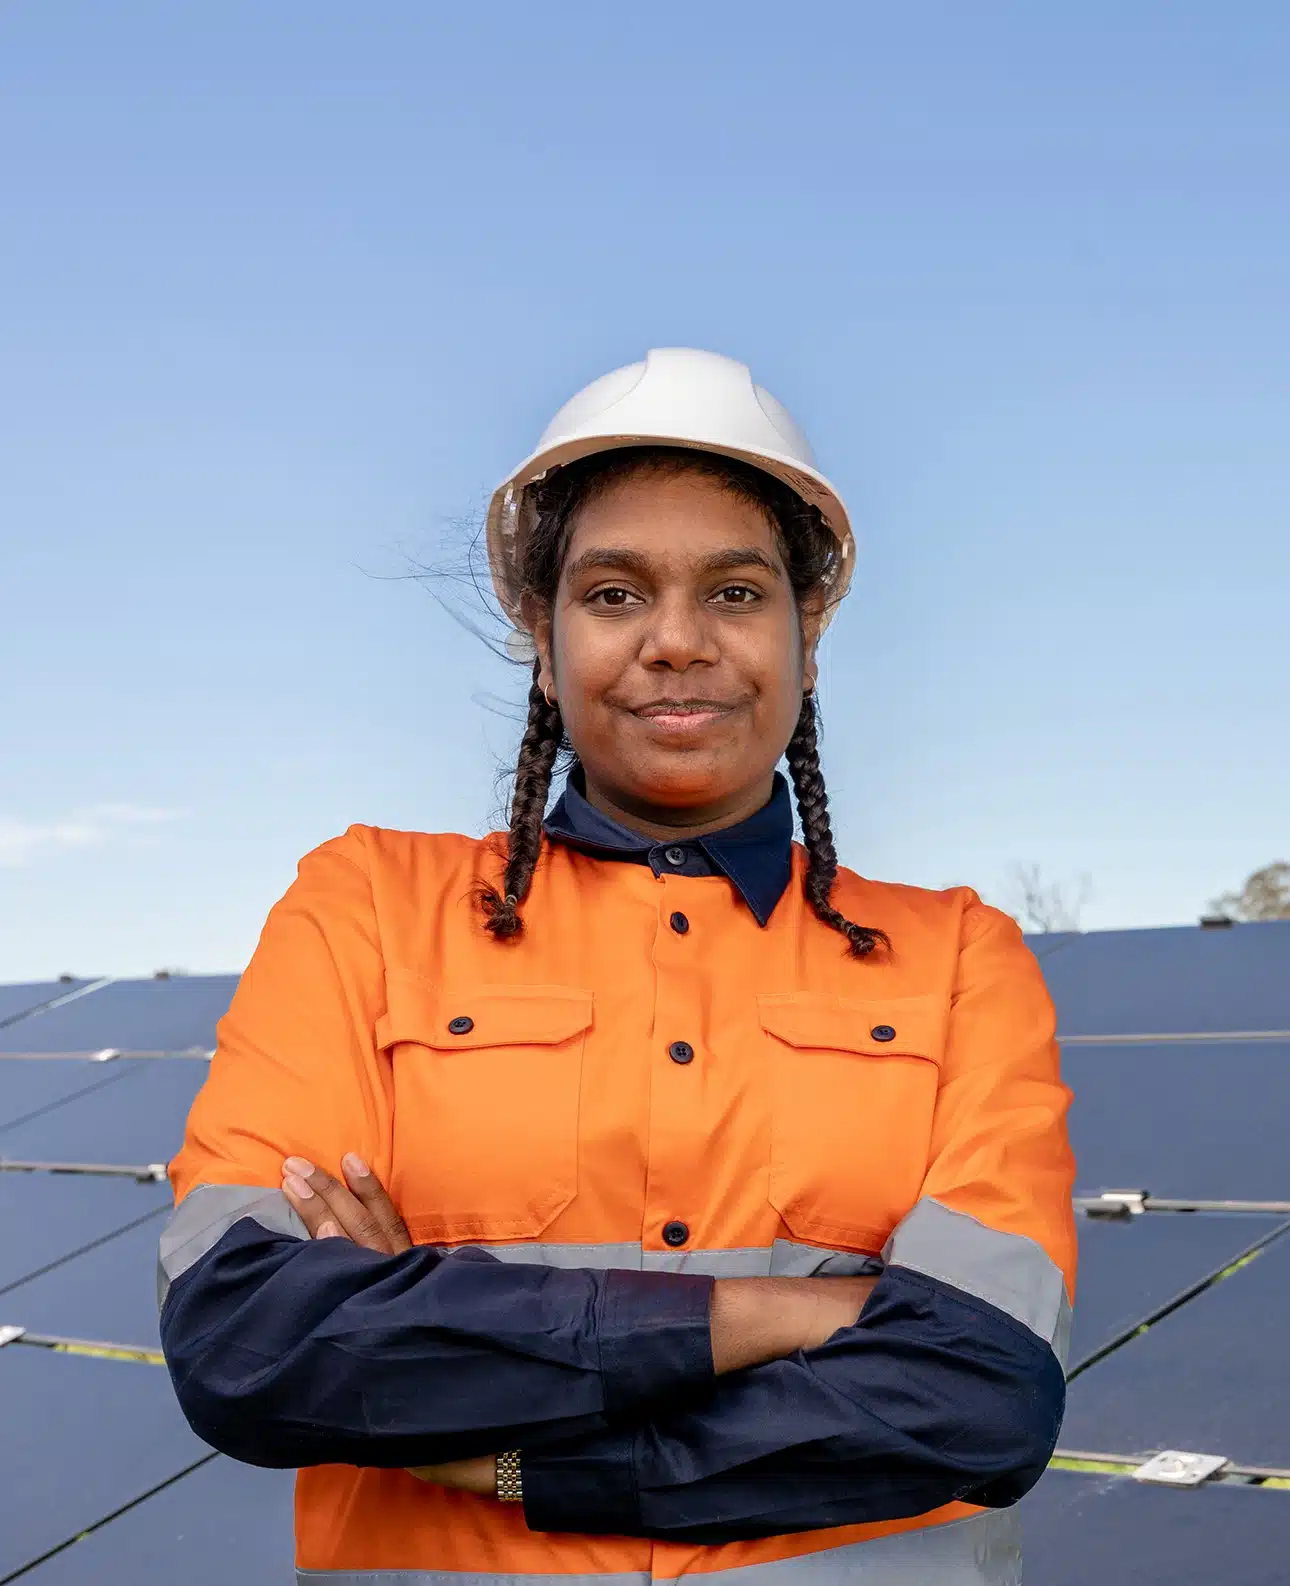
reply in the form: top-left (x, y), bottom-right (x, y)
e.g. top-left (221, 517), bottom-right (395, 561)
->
top-left (282, 1157), bottom-right (396, 1253)
top-left (340, 1153), bottom-right (413, 1254)
top-left (282, 1171), bottom-right (339, 1241)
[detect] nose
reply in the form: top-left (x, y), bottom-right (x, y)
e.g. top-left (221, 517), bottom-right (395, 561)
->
top-left (637, 589), bottom-right (721, 671)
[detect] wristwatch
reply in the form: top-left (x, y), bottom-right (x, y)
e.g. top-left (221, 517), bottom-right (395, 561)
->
top-left (496, 1449), bottom-right (524, 1503)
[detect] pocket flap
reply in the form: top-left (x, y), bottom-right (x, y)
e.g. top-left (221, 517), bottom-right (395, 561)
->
top-left (377, 969), bottom-right (594, 1051)
top-left (758, 992), bottom-right (943, 1063)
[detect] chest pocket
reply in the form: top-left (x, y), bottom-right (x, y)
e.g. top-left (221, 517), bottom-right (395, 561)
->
top-left (759, 992), bottom-right (945, 1253)
top-left (376, 970), bottom-right (593, 1244)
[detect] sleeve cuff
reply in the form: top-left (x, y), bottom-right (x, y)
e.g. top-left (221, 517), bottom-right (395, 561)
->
top-left (522, 1428), bottom-right (639, 1535)
top-left (595, 1267), bottom-right (715, 1416)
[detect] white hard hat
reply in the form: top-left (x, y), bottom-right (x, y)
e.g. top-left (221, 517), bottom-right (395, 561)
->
top-left (486, 347), bottom-right (855, 630)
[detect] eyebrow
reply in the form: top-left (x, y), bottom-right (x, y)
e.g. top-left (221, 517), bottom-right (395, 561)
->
top-left (563, 545), bottom-right (784, 581)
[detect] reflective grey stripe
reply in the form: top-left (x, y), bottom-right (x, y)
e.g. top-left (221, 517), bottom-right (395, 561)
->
top-left (297, 1508), bottom-right (1019, 1584)
top-left (155, 1181), bottom-right (882, 1299)
top-left (884, 1197), bottom-right (1071, 1361)
top-left (157, 1184), bottom-right (307, 1308)
top-left (462, 1240), bottom-right (881, 1279)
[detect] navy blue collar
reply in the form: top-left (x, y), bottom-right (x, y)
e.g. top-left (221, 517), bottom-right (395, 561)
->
top-left (543, 769), bottom-right (794, 927)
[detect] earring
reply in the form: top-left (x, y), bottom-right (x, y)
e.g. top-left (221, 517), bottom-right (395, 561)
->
top-left (543, 684), bottom-right (557, 710)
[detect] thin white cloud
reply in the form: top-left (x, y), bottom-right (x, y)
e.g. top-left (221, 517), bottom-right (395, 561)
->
top-left (0, 804), bottom-right (178, 867)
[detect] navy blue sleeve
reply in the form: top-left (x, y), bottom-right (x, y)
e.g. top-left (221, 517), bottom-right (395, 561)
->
top-left (522, 1266), bottom-right (1066, 1542)
top-left (160, 1219), bottom-right (715, 1469)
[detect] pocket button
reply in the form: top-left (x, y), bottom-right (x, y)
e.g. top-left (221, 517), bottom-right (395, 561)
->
top-left (662, 1220), bottom-right (690, 1247)
top-left (447, 1015), bottom-right (475, 1035)
top-left (870, 1024), bottom-right (896, 1042)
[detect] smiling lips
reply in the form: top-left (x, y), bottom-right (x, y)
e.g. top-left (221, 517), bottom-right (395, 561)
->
top-left (630, 699), bottom-right (741, 732)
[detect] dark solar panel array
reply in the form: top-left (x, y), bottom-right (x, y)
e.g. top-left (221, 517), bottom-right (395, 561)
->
top-left (0, 919), bottom-right (1286, 1581)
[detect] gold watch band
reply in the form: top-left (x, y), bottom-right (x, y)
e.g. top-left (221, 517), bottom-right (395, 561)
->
top-left (496, 1449), bottom-right (524, 1503)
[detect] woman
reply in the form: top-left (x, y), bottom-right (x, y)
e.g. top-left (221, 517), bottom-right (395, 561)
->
top-left (160, 348), bottom-right (1076, 1585)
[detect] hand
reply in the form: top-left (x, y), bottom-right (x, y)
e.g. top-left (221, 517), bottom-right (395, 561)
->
top-left (281, 1155), bottom-right (499, 1498)
top-left (281, 1153), bottom-right (412, 1254)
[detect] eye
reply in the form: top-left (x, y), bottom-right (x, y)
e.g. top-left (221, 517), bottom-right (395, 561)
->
top-left (711, 584), bottom-right (762, 606)
top-left (586, 585), bottom-right (642, 610)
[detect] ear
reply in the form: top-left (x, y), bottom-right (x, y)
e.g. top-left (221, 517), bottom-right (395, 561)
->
top-left (521, 595), bottom-right (555, 696)
top-left (799, 603), bottom-right (824, 691)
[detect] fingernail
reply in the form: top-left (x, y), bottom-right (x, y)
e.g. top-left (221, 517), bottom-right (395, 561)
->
top-left (283, 1173), bottom-right (314, 1200)
top-left (317, 1220), bottom-right (341, 1239)
top-left (283, 1157), bottom-right (315, 1178)
top-left (342, 1153), bottom-right (369, 1179)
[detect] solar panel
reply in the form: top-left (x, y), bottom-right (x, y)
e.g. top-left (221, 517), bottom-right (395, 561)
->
top-left (0, 1055), bottom-right (142, 1134)
top-left (0, 974), bottom-right (240, 1056)
top-left (1062, 1227), bottom-right (1290, 1465)
top-left (0, 1347), bottom-right (208, 1580)
top-left (0, 1058), bottom-right (208, 1167)
top-left (14, 1455), bottom-right (296, 1585)
top-left (0, 1173), bottom-right (168, 1295)
top-left (0, 980), bottom-right (93, 1027)
top-left (1021, 1468), bottom-right (1290, 1586)
top-left (5, 1209), bottom-right (171, 1349)
top-left (1069, 1213), bottom-right (1289, 1370)
top-left (1038, 920), bottom-right (1290, 1037)
top-left (1065, 1040), bottom-right (1290, 1201)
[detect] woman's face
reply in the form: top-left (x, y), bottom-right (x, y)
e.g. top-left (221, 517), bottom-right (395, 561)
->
top-left (532, 467), bottom-right (817, 834)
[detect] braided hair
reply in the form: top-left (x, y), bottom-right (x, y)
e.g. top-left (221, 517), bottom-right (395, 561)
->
top-left (478, 447), bottom-right (887, 957)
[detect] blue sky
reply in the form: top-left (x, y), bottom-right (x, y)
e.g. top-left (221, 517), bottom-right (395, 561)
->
top-left (1, 1), bottom-right (1287, 979)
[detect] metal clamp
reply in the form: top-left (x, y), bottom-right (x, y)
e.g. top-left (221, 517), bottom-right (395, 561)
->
top-left (1084, 1190), bottom-right (1148, 1219)
top-left (1133, 1450), bottom-right (1230, 1487)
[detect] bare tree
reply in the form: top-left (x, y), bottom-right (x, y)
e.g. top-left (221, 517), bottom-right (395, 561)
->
top-left (1209, 862), bottom-right (1290, 922)
top-left (1006, 863), bottom-right (1092, 933)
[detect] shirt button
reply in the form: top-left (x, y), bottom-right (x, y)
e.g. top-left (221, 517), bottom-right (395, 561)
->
top-left (669, 911), bottom-right (690, 935)
top-left (870, 1024), bottom-right (896, 1042)
top-left (447, 1016), bottom-right (474, 1035)
top-left (663, 1220), bottom-right (690, 1247)
top-left (669, 1040), bottom-right (694, 1065)
top-left (664, 845), bottom-right (687, 867)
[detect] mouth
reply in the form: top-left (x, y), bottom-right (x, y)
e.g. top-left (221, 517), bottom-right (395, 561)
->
top-left (628, 699), bottom-right (742, 733)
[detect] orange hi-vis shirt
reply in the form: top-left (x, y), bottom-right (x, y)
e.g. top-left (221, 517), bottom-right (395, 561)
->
top-left (162, 822), bottom-right (1076, 1585)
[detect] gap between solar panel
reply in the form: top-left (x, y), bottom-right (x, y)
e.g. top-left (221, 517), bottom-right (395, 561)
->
top-left (1079, 1190), bottom-right (1290, 1216)
top-left (0, 1158), bottom-right (168, 1183)
top-left (0, 1049), bottom-right (214, 1060)
top-left (0, 1324), bottom-right (163, 1367)
top-left (1061, 1029), bottom-right (1290, 1045)
top-left (1066, 1212), bottom-right (1290, 1380)
top-left (1050, 1448), bottom-right (1290, 1491)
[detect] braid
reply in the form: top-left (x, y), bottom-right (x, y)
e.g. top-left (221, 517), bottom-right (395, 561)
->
top-left (480, 660), bottom-right (563, 940)
top-left (786, 693), bottom-right (889, 958)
